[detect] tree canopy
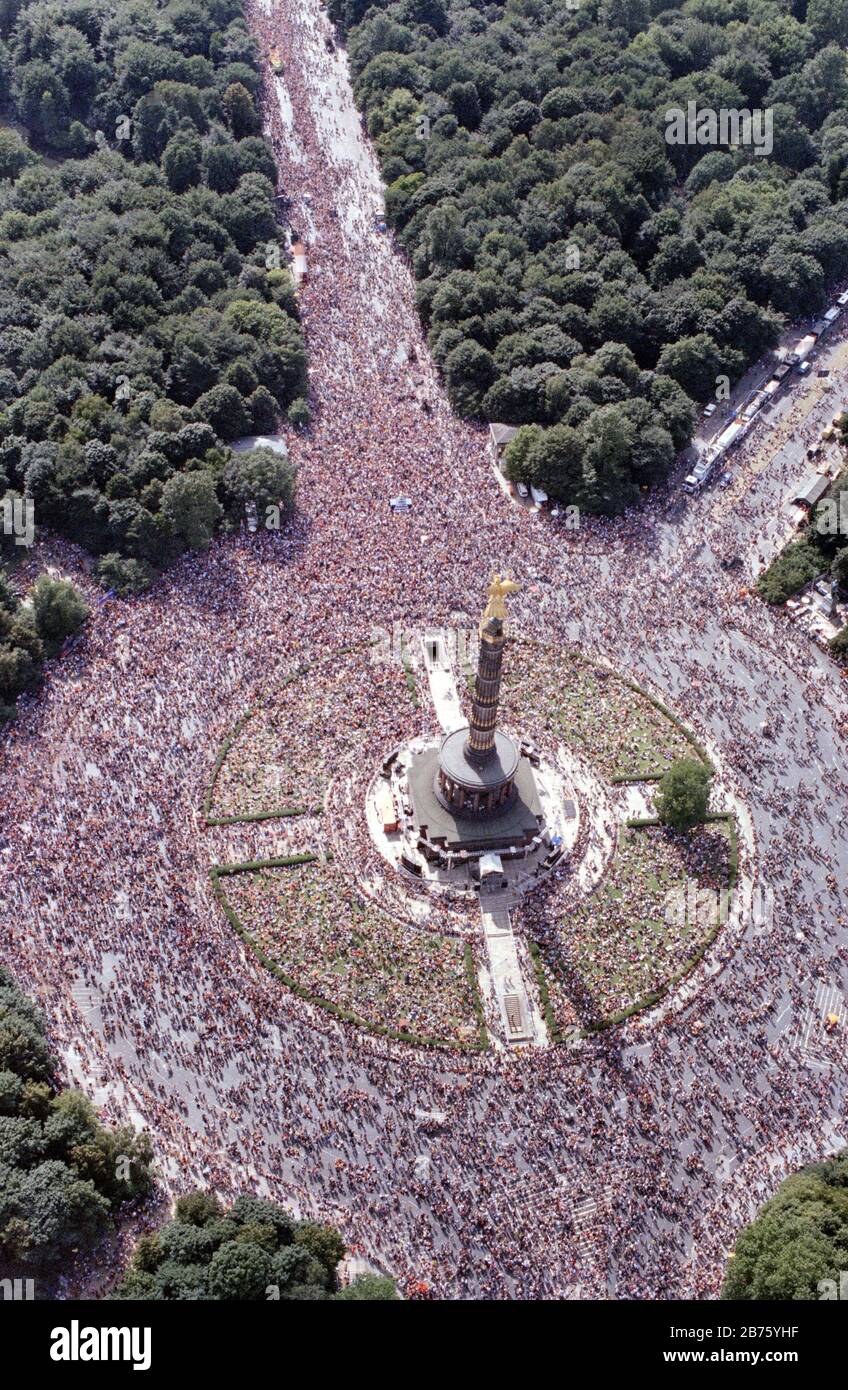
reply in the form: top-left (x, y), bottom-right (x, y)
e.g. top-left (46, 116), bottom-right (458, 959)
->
top-left (757, 464), bottom-right (848, 607)
top-left (0, 0), bottom-right (306, 594)
top-left (655, 756), bottom-right (712, 831)
top-left (722, 1148), bottom-right (848, 1300)
top-left (0, 556), bottom-right (87, 717)
top-left (333, 0), bottom-right (848, 510)
top-left (111, 1190), bottom-right (399, 1301)
top-left (0, 965), bottom-right (152, 1273)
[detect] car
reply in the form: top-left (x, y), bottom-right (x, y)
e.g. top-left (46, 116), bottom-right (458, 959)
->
top-left (516, 482), bottom-right (529, 498)
top-left (798, 361), bottom-right (811, 375)
top-left (718, 472), bottom-right (732, 488)
top-left (703, 402), bottom-right (717, 418)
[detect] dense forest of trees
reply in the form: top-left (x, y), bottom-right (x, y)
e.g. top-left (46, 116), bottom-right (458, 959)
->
top-left (722, 1147), bottom-right (848, 1299)
top-left (0, 964), bottom-right (153, 1276)
top-left (112, 1190), bottom-right (399, 1300)
top-left (0, 0), bottom-right (303, 603)
top-left (330, 0), bottom-right (848, 511)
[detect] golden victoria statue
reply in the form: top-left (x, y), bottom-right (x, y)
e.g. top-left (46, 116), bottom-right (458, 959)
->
top-left (480, 573), bottom-right (520, 634)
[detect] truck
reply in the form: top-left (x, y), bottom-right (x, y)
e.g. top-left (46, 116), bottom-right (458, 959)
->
top-left (682, 457), bottom-right (714, 494)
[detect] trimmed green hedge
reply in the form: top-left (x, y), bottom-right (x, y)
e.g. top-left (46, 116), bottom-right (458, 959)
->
top-left (609, 772), bottom-right (665, 784)
top-left (464, 941), bottom-right (489, 1049)
top-left (399, 637), bottom-right (419, 709)
top-left (528, 938), bottom-right (561, 1044)
top-left (213, 854), bottom-right (317, 875)
top-left (207, 805), bottom-right (313, 827)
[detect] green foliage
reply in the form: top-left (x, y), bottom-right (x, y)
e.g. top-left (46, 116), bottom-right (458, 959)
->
top-left (287, 396), bottom-right (310, 427)
top-left (30, 575), bottom-right (88, 652)
top-left (112, 1189), bottom-right (397, 1301)
top-left (95, 553), bottom-right (155, 597)
top-left (758, 466), bottom-right (848, 606)
top-left (160, 472), bottom-right (223, 551)
top-left (335, 1272), bottom-right (400, 1300)
top-left (722, 1149), bottom-right (848, 1300)
top-left (223, 447), bottom-right (297, 519)
top-left (756, 538), bottom-right (827, 604)
top-left (336, 0), bottom-right (848, 511)
top-left (830, 624), bottom-right (848, 660)
top-left (655, 757), bottom-right (712, 832)
top-left (0, 581), bottom-right (44, 711)
top-left (0, 966), bottom-right (152, 1273)
top-left (0, 0), bottom-right (305, 604)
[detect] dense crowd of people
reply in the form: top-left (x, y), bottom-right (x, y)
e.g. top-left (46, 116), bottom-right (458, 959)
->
top-left (224, 861), bottom-right (477, 1043)
top-left (523, 819), bottom-right (733, 1028)
top-left (1, 0), bottom-right (847, 1300)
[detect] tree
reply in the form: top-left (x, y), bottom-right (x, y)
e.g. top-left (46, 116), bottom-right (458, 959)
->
top-left (111, 1192), bottom-right (361, 1301)
top-left (447, 81), bottom-right (481, 130)
top-left (223, 447), bottom-right (296, 520)
top-left (287, 397), bottom-right (310, 427)
top-left (763, 250), bottom-right (825, 318)
top-left (15, 61), bottom-right (70, 145)
top-left (657, 334), bottom-right (723, 403)
top-left (655, 758), bottom-right (712, 832)
top-left (0, 571), bottom-right (17, 614)
top-left (0, 0), bottom-right (308, 593)
top-left (422, 203), bottom-right (466, 273)
top-left (832, 546), bottom-right (848, 595)
top-left (95, 554), bottom-right (154, 597)
top-left (207, 1241), bottom-right (273, 1300)
top-left (527, 423), bottom-right (584, 501)
top-left (443, 340), bottom-right (496, 416)
top-left (335, 1273), bottom-right (400, 1300)
top-left (159, 472), bottom-right (223, 551)
top-left (722, 1151), bottom-right (848, 1300)
top-left (0, 609), bottom-right (44, 705)
top-left (0, 129), bottom-right (36, 181)
top-left (756, 539), bottom-right (823, 606)
top-left (10, 1160), bottom-right (111, 1262)
top-left (807, 0), bottom-right (848, 48)
top-left (293, 1221), bottom-right (346, 1281)
top-left (501, 425), bottom-right (541, 487)
top-left (203, 141), bottom-right (241, 193)
top-left (175, 1192), bottom-right (224, 1227)
top-left (162, 132), bottom-right (202, 193)
top-left (192, 384), bottom-right (249, 441)
top-left (222, 83), bottom-right (260, 138)
top-left (30, 576), bottom-right (89, 651)
top-left (0, 967), bottom-right (152, 1272)
top-left (829, 625), bottom-right (848, 660)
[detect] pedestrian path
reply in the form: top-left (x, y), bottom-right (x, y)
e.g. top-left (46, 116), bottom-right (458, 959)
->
top-left (480, 896), bottom-right (546, 1047)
